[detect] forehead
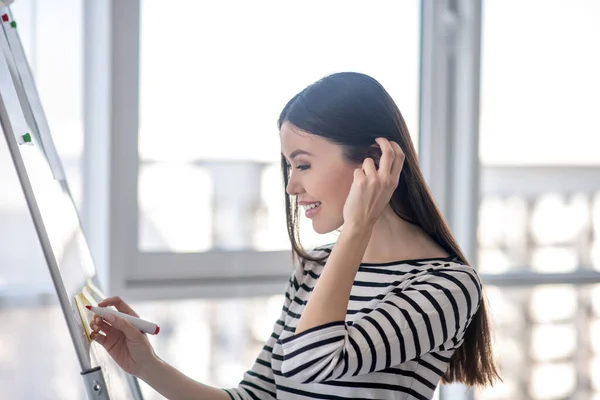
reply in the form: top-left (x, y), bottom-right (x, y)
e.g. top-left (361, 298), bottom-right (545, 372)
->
top-left (279, 122), bottom-right (332, 156)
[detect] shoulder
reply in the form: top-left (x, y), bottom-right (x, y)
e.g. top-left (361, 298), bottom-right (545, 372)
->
top-left (410, 259), bottom-right (483, 302)
top-left (310, 242), bottom-right (335, 257)
top-left (300, 242), bottom-right (333, 272)
top-left (289, 243), bottom-right (334, 289)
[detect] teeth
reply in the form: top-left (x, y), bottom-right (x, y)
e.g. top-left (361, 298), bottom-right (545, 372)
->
top-left (302, 202), bottom-right (321, 211)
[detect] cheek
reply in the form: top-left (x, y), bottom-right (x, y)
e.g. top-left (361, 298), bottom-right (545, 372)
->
top-left (321, 169), bottom-right (354, 207)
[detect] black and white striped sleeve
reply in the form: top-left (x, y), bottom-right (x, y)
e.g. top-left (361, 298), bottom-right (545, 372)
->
top-left (224, 265), bottom-right (303, 400)
top-left (273, 266), bottom-right (482, 383)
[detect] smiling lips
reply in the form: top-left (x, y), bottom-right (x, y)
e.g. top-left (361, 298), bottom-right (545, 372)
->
top-left (301, 201), bottom-right (322, 218)
top-left (302, 201), bottom-right (321, 210)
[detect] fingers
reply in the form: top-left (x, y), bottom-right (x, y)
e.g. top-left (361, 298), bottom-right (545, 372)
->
top-left (389, 141), bottom-right (405, 180)
top-left (103, 313), bottom-right (144, 341)
top-left (362, 157), bottom-right (377, 177)
top-left (91, 316), bottom-right (113, 336)
top-left (353, 168), bottom-right (366, 186)
top-left (89, 316), bottom-right (112, 345)
top-left (90, 331), bottom-right (105, 345)
top-left (375, 137), bottom-right (395, 174)
top-left (97, 296), bottom-right (139, 318)
top-left (373, 138), bottom-right (405, 181)
top-left (90, 314), bottom-right (118, 342)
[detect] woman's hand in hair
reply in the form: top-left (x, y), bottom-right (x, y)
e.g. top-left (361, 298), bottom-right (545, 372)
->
top-left (343, 138), bottom-right (405, 230)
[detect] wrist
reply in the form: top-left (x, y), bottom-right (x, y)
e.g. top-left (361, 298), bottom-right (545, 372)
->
top-left (341, 222), bottom-right (375, 237)
top-left (337, 223), bottom-right (373, 265)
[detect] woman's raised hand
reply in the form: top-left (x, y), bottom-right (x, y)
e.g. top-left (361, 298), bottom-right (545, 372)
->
top-left (342, 137), bottom-right (405, 229)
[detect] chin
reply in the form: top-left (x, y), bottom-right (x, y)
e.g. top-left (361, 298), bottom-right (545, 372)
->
top-left (311, 217), bottom-right (343, 235)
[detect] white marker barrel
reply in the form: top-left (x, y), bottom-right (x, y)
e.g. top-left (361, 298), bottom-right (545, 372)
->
top-left (88, 306), bottom-right (160, 335)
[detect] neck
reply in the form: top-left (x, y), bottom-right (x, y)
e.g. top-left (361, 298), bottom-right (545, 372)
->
top-left (359, 205), bottom-right (446, 263)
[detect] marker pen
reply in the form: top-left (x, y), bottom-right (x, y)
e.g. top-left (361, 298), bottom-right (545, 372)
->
top-left (86, 305), bottom-right (160, 335)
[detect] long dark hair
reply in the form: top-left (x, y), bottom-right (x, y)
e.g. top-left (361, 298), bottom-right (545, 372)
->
top-left (277, 72), bottom-right (500, 387)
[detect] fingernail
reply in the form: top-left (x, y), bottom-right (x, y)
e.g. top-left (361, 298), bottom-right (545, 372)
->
top-left (104, 314), bottom-right (115, 323)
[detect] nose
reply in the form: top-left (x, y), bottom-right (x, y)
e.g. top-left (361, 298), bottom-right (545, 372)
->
top-left (286, 171), bottom-right (304, 196)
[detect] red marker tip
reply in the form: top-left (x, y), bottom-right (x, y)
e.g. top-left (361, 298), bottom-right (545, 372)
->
top-left (85, 305), bottom-right (92, 310)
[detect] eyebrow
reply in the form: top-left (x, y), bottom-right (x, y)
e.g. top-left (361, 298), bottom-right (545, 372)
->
top-left (284, 149), bottom-right (313, 160)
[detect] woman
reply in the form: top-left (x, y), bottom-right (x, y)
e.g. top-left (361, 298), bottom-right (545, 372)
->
top-left (90, 72), bottom-right (500, 399)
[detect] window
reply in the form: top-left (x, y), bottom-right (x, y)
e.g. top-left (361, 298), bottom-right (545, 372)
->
top-left (137, 0), bottom-right (421, 254)
top-left (477, 1), bottom-right (600, 398)
top-left (479, 0), bottom-right (600, 166)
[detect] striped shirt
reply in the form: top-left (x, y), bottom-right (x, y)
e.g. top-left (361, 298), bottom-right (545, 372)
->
top-left (224, 244), bottom-right (482, 400)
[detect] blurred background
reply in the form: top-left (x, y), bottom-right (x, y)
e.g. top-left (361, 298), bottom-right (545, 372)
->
top-left (0, 0), bottom-right (599, 399)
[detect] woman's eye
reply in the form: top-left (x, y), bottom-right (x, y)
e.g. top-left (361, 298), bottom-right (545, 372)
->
top-left (286, 163), bottom-right (310, 171)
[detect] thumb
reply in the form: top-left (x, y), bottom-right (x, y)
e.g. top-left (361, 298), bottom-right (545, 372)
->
top-left (104, 313), bottom-right (143, 340)
top-left (353, 167), bottom-right (365, 182)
